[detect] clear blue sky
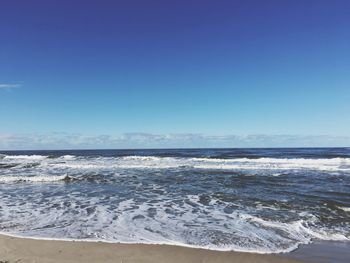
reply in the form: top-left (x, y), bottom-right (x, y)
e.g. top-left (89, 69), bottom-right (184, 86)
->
top-left (0, 0), bottom-right (349, 149)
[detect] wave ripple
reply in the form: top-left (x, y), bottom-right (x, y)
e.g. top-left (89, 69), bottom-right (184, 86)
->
top-left (0, 148), bottom-right (349, 253)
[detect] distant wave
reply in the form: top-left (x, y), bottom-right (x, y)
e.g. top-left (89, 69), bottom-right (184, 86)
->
top-left (0, 149), bottom-right (349, 254)
top-left (1, 154), bottom-right (350, 172)
top-left (3, 155), bottom-right (48, 160)
top-left (0, 175), bottom-right (70, 183)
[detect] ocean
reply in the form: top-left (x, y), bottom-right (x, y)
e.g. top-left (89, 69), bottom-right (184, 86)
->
top-left (0, 148), bottom-right (349, 254)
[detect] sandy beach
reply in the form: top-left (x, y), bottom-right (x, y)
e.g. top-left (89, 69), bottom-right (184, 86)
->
top-left (0, 234), bottom-right (307, 263)
top-left (1, 0), bottom-right (349, 261)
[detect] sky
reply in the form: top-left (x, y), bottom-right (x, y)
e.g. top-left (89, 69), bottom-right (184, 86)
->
top-left (0, 0), bottom-right (349, 149)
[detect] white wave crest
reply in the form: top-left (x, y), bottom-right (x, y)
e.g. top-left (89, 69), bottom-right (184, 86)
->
top-left (337, 206), bottom-right (350, 212)
top-left (0, 195), bottom-right (348, 254)
top-left (3, 155), bottom-right (48, 161)
top-left (121, 156), bottom-right (169, 161)
top-left (0, 175), bottom-right (69, 183)
top-left (61, 155), bottom-right (76, 160)
top-left (4, 155), bottom-right (349, 172)
top-left (1, 154), bottom-right (350, 174)
top-left (191, 157), bottom-right (350, 171)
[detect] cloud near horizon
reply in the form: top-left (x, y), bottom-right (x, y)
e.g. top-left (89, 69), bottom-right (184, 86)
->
top-left (0, 133), bottom-right (349, 150)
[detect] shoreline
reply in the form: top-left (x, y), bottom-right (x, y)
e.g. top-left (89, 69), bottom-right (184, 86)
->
top-left (285, 240), bottom-right (350, 263)
top-left (0, 231), bottom-right (302, 254)
top-left (0, 234), bottom-right (307, 263)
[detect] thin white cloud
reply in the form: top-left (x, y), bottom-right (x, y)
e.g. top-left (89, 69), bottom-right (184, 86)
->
top-left (0, 83), bottom-right (20, 89)
top-left (0, 133), bottom-right (349, 150)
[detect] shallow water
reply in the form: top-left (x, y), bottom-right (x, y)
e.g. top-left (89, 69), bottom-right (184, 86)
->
top-left (0, 148), bottom-right (349, 253)
top-left (286, 240), bottom-right (350, 262)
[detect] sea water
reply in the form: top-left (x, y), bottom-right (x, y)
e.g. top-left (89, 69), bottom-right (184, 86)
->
top-left (0, 148), bottom-right (349, 253)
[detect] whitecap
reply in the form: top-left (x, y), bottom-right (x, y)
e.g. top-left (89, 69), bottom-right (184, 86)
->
top-left (3, 155), bottom-right (48, 161)
top-left (0, 175), bottom-right (70, 183)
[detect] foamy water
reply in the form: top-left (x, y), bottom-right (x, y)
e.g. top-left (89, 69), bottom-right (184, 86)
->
top-left (0, 148), bottom-right (349, 253)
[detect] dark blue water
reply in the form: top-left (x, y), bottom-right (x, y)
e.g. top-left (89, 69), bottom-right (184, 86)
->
top-left (1, 147), bottom-right (350, 158)
top-left (0, 148), bottom-right (349, 253)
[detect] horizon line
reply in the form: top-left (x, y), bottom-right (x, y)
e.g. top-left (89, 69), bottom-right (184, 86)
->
top-left (1, 146), bottom-right (349, 152)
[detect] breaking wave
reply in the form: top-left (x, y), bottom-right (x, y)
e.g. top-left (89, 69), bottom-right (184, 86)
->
top-left (0, 149), bottom-right (349, 253)
top-left (0, 175), bottom-right (70, 183)
top-left (1, 154), bottom-right (349, 172)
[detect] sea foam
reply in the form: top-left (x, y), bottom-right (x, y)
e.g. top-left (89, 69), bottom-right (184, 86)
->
top-left (0, 150), bottom-right (349, 253)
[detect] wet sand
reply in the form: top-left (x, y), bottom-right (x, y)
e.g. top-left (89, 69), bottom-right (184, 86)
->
top-left (285, 240), bottom-right (350, 263)
top-left (0, 234), bottom-right (306, 263)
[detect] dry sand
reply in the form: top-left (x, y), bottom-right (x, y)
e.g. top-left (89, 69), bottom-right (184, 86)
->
top-left (0, 234), bottom-right (307, 263)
